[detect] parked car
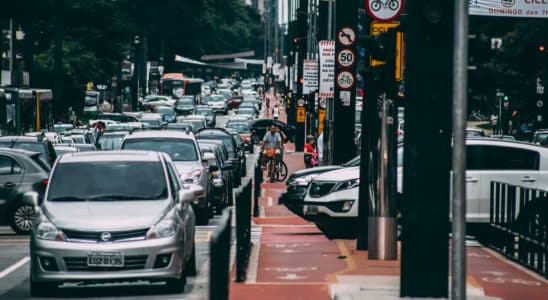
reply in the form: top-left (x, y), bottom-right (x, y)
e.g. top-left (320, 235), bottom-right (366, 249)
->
top-left (121, 131), bottom-right (214, 225)
top-left (27, 151), bottom-right (198, 296)
top-left (198, 143), bottom-right (234, 210)
top-left (0, 136), bottom-right (57, 166)
top-left (225, 122), bottom-right (253, 152)
top-left (97, 131), bottom-right (128, 150)
top-left (250, 119), bottom-right (295, 143)
top-left (0, 148), bottom-right (50, 234)
top-left (174, 96), bottom-right (195, 115)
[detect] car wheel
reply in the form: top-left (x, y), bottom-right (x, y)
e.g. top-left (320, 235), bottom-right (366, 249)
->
top-left (30, 278), bottom-right (58, 297)
top-left (165, 262), bottom-right (187, 293)
top-left (10, 204), bottom-right (36, 234)
top-left (185, 242), bottom-right (197, 276)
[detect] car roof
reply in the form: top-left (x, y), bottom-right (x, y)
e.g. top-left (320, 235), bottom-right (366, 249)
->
top-left (59, 150), bottom-right (162, 163)
top-left (466, 137), bottom-right (548, 151)
top-left (123, 130), bottom-right (195, 139)
top-left (0, 147), bottom-right (40, 156)
top-left (0, 136), bottom-right (44, 143)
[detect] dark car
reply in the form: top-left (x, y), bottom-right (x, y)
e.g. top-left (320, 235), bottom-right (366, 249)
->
top-left (198, 143), bottom-right (234, 209)
top-left (174, 96), bottom-right (195, 115)
top-left (195, 128), bottom-right (243, 187)
top-left (250, 119), bottom-right (296, 144)
top-left (0, 136), bottom-right (57, 166)
top-left (226, 122), bottom-right (253, 152)
top-left (194, 106), bottom-right (216, 127)
top-left (153, 106), bottom-right (177, 123)
top-left (0, 148), bottom-right (50, 233)
top-left (280, 156), bottom-right (360, 217)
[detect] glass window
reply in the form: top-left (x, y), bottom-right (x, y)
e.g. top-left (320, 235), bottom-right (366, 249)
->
top-left (48, 161), bottom-right (168, 201)
top-left (0, 155), bottom-right (21, 175)
top-left (0, 142), bottom-right (47, 161)
top-left (467, 145), bottom-right (539, 171)
top-left (122, 138), bottom-right (198, 161)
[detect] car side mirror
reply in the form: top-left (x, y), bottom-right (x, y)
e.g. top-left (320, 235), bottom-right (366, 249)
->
top-left (202, 152), bottom-right (216, 163)
top-left (208, 165), bottom-right (219, 172)
top-left (178, 189), bottom-right (195, 204)
top-left (23, 191), bottom-right (40, 207)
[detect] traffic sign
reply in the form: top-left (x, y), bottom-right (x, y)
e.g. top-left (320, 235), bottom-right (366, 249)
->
top-left (370, 21), bottom-right (400, 36)
top-left (337, 27), bottom-right (356, 46)
top-left (395, 31), bottom-right (404, 81)
top-left (337, 49), bottom-right (356, 68)
top-left (336, 71), bottom-right (355, 90)
top-left (297, 107), bottom-right (305, 123)
top-left (365, 0), bottom-right (404, 21)
top-left (297, 99), bottom-right (305, 106)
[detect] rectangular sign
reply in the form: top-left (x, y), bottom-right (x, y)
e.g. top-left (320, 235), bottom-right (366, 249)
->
top-left (317, 108), bottom-right (326, 134)
top-left (303, 60), bottom-right (319, 95)
top-left (370, 21), bottom-right (400, 36)
top-left (469, 0), bottom-right (548, 18)
top-left (319, 40), bottom-right (335, 98)
top-left (296, 106), bottom-right (306, 123)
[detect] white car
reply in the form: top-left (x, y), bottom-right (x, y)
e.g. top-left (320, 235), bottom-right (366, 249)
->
top-left (302, 167), bottom-right (360, 236)
top-left (397, 138), bottom-right (548, 224)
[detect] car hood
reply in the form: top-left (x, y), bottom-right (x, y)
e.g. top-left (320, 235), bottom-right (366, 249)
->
top-left (174, 161), bottom-right (202, 174)
top-left (313, 166), bottom-right (359, 182)
top-left (291, 165), bottom-right (343, 178)
top-left (43, 200), bottom-right (170, 231)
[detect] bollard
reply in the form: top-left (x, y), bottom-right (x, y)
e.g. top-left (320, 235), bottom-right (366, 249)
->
top-left (209, 208), bottom-right (231, 300)
top-left (253, 163), bottom-right (262, 217)
top-left (236, 177), bottom-right (253, 282)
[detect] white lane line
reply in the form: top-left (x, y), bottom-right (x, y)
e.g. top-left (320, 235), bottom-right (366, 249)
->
top-left (246, 229), bottom-right (262, 283)
top-left (267, 197), bottom-right (273, 207)
top-left (260, 207), bottom-right (266, 218)
top-left (0, 256), bottom-right (30, 279)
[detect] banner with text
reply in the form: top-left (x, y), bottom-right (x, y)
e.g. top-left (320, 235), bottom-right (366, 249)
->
top-left (303, 60), bottom-right (319, 95)
top-left (319, 40), bottom-right (335, 98)
top-left (469, 0), bottom-right (548, 18)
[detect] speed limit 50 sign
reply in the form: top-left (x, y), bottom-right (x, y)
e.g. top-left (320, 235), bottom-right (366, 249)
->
top-left (337, 49), bottom-right (356, 68)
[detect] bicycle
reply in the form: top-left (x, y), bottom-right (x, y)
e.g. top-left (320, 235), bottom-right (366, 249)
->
top-left (371, 0), bottom-right (399, 12)
top-left (263, 147), bottom-right (288, 182)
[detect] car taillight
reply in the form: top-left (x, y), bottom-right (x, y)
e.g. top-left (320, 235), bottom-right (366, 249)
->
top-left (41, 179), bottom-right (49, 186)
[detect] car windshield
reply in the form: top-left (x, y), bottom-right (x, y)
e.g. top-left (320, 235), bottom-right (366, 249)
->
top-left (0, 142), bottom-right (47, 160)
top-left (208, 95), bottom-right (225, 102)
top-left (98, 134), bottom-right (126, 150)
top-left (226, 123), bottom-right (250, 133)
top-left (48, 161), bottom-right (168, 201)
top-left (122, 138), bottom-right (198, 161)
top-left (195, 109), bottom-right (213, 115)
top-left (140, 119), bottom-right (161, 127)
top-left (188, 121), bottom-right (205, 130)
top-left (238, 108), bottom-right (255, 114)
top-left (198, 134), bottom-right (234, 153)
top-left (154, 107), bottom-right (173, 113)
top-left (534, 132), bottom-right (548, 142)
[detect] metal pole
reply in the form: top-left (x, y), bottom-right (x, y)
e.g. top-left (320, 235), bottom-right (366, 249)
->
top-left (451, 0), bottom-right (469, 299)
top-left (325, 0), bottom-right (334, 165)
top-left (9, 18), bottom-right (14, 85)
top-left (498, 95), bottom-right (502, 135)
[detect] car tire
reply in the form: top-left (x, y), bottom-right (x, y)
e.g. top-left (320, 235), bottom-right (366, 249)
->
top-left (185, 242), bottom-right (197, 276)
top-left (10, 204), bottom-right (36, 235)
top-left (30, 279), bottom-right (58, 297)
top-left (165, 263), bottom-right (187, 293)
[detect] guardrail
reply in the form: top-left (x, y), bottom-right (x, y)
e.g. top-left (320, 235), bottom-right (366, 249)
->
top-left (488, 181), bottom-right (547, 278)
top-left (235, 176), bottom-right (253, 282)
top-left (209, 207), bottom-right (231, 300)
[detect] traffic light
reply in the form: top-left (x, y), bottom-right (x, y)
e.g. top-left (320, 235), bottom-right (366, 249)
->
top-left (539, 44), bottom-right (545, 53)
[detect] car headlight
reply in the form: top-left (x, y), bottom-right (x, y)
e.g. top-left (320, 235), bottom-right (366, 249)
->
top-left (293, 175), bottom-right (315, 186)
top-left (181, 169), bottom-right (203, 184)
top-left (332, 179), bottom-right (360, 192)
top-left (36, 220), bottom-right (65, 241)
top-left (148, 219), bottom-right (178, 239)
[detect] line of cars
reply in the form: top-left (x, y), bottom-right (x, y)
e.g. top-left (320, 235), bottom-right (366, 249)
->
top-left (283, 137), bottom-right (548, 239)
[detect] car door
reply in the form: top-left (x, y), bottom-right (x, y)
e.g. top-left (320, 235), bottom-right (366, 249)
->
top-left (465, 145), bottom-right (485, 223)
top-left (0, 155), bottom-right (24, 224)
top-left (167, 162), bottom-right (194, 256)
top-left (470, 144), bottom-right (540, 223)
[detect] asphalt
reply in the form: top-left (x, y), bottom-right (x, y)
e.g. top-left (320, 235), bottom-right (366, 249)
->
top-left (0, 113), bottom-right (254, 300)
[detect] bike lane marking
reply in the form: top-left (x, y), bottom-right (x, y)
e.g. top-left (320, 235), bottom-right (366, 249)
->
top-left (0, 256), bottom-right (30, 279)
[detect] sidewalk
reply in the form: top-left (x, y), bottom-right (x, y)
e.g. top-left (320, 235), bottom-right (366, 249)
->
top-left (229, 89), bottom-right (548, 300)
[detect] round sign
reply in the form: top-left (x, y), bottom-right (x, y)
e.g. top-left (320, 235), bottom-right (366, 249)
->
top-left (337, 27), bottom-right (356, 46)
top-left (337, 71), bottom-right (355, 90)
top-left (537, 100), bottom-right (543, 108)
top-left (365, 0), bottom-right (405, 21)
top-left (337, 49), bottom-right (356, 68)
top-left (297, 99), bottom-right (305, 107)
top-left (319, 98), bottom-right (327, 109)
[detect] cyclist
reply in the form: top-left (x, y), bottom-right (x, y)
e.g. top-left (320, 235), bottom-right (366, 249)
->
top-left (260, 125), bottom-right (283, 168)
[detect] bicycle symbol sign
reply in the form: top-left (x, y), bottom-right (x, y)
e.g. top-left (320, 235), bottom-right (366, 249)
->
top-left (365, 0), bottom-right (404, 21)
top-left (337, 71), bottom-right (355, 90)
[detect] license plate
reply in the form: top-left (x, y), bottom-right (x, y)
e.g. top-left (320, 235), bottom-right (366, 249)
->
top-left (306, 205), bottom-right (319, 214)
top-left (87, 252), bottom-right (124, 267)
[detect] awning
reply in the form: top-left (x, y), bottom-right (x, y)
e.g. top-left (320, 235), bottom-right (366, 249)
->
top-left (174, 55), bottom-right (207, 66)
top-left (200, 51), bottom-right (255, 61)
top-left (235, 58), bottom-right (264, 65)
top-left (208, 62), bottom-right (248, 70)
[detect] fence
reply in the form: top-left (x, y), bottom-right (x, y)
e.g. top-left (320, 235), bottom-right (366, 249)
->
top-left (209, 207), bottom-right (232, 300)
top-left (488, 181), bottom-right (547, 278)
top-left (235, 176), bottom-right (253, 282)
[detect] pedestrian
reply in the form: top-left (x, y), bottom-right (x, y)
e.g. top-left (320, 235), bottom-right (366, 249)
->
top-left (272, 104), bottom-right (280, 120)
top-left (317, 132), bottom-right (324, 165)
top-left (304, 135), bottom-right (318, 168)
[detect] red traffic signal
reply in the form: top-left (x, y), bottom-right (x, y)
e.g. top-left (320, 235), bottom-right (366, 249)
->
top-left (539, 44), bottom-right (545, 52)
top-left (294, 37), bottom-right (299, 44)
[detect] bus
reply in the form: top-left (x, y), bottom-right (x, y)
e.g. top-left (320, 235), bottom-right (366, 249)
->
top-left (160, 73), bottom-right (203, 103)
top-left (0, 88), bottom-right (54, 134)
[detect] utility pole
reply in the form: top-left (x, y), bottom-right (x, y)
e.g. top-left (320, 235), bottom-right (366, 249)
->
top-left (9, 18), bottom-right (15, 85)
top-left (53, 0), bottom-right (65, 119)
top-left (324, 0), bottom-right (335, 165)
top-left (294, 0), bottom-right (308, 151)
